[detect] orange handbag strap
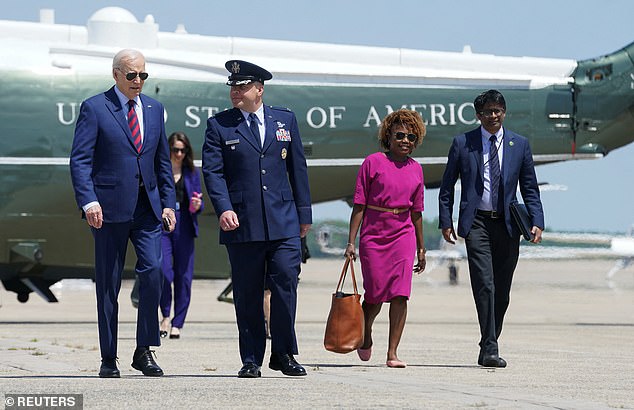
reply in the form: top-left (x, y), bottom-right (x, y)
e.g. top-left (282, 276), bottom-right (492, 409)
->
top-left (335, 256), bottom-right (359, 295)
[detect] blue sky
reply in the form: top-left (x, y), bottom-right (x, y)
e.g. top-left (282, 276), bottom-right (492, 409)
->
top-left (4, 0), bottom-right (634, 232)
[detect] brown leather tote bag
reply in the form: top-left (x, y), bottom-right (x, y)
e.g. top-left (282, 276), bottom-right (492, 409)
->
top-left (323, 256), bottom-right (364, 353)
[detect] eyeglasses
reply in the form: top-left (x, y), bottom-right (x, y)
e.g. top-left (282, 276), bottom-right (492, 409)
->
top-left (117, 69), bottom-right (149, 81)
top-left (478, 108), bottom-right (505, 117)
top-left (171, 147), bottom-right (187, 154)
top-left (393, 132), bottom-right (417, 142)
top-left (125, 72), bottom-right (149, 81)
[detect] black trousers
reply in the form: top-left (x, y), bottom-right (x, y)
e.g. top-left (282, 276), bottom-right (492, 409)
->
top-left (464, 213), bottom-right (519, 356)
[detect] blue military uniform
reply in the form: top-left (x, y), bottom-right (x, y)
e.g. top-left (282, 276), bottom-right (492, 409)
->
top-left (202, 60), bottom-right (311, 374)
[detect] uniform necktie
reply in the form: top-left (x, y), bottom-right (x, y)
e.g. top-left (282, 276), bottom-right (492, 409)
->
top-left (249, 112), bottom-right (262, 146)
top-left (489, 135), bottom-right (501, 212)
top-left (128, 100), bottom-right (142, 153)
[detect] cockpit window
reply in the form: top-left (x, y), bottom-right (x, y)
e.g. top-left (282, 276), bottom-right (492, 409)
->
top-left (586, 64), bottom-right (612, 81)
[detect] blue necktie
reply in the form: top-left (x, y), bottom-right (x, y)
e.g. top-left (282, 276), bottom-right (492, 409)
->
top-left (249, 113), bottom-right (261, 146)
top-left (127, 100), bottom-right (142, 153)
top-left (489, 135), bottom-right (501, 212)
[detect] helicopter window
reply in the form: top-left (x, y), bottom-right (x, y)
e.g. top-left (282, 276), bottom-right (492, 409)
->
top-left (586, 64), bottom-right (612, 81)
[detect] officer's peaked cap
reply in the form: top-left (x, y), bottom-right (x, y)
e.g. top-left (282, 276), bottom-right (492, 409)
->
top-left (225, 60), bottom-right (273, 86)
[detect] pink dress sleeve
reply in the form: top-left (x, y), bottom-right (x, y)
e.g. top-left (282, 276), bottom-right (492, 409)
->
top-left (353, 156), bottom-right (372, 205)
top-left (410, 161), bottom-right (424, 212)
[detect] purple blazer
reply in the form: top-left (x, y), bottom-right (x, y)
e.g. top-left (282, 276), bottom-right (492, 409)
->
top-left (181, 166), bottom-right (204, 237)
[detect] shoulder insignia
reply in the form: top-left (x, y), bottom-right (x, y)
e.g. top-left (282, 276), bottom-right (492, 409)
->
top-left (269, 105), bottom-right (291, 112)
top-left (212, 107), bottom-right (234, 119)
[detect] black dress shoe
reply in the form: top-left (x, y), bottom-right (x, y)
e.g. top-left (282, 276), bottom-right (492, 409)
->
top-left (269, 353), bottom-right (307, 376)
top-left (131, 347), bottom-right (164, 376)
top-left (159, 331), bottom-right (168, 338)
top-left (238, 363), bottom-right (261, 378)
top-left (99, 358), bottom-right (120, 378)
top-left (480, 354), bottom-right (507, 368)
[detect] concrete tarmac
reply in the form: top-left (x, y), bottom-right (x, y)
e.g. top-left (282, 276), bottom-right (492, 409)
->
top-left (0, 258), bottom-right (633, 409)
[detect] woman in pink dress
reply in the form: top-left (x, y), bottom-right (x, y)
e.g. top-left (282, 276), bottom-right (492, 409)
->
top-left (345, 109), bottom-right (427, 368)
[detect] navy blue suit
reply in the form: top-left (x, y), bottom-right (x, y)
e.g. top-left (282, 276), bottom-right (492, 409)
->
top-left (203, 106), bottom-right (312, 366)
top-left (438, 127), bottom-right (544, 356)
top-left (70, 86), bottom-right (175, 360)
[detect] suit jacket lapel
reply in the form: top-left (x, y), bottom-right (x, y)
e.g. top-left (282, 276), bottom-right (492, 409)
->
top-left (262, 106), bottom-right (276, 153)
top-left (466, 129), bottom-right (484, 179)
top-left (501, 128), bottom-right (513, 185)
top-left (105, 87), bottom-right (140, 152)
top-left (105, 87), bottom-right (131, 139)
top-left (183, 168), bottom-right (192, 197)
top-left (139, 95), bottom-right (152, 154)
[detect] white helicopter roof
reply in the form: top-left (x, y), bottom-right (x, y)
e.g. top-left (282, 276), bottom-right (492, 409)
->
top-left (0, 7), bottom-right (577, 89)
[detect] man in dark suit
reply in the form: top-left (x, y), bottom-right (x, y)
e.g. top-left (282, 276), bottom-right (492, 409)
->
top-left (70, 49), bottom-right (176, 378)
top-left (438, 89), bottom-right (544, 368)
top-left (203, 60), bottom-right (312, 378)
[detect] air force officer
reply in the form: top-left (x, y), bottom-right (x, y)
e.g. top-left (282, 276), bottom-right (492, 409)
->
top-left (203, 60), bottom-right (312, 378)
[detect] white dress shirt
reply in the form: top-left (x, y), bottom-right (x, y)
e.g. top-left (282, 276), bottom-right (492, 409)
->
top-left (478, 126), bottom-right (504, 211)
top-left (241, 105), bottom-right (265, 146)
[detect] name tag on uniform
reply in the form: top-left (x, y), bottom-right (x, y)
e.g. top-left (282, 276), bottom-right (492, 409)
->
top-left (226, 139), bottom-right (240, 150)
top-left (276, 129), bottom-right (291, 142)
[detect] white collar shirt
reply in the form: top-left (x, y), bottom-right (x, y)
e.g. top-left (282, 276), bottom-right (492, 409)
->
top-left (114, 86), bottom-right (144, 143)
top-left (478, 126), bottom-right (504, 211)
top-left (241, 105), bottom-right (265, 146)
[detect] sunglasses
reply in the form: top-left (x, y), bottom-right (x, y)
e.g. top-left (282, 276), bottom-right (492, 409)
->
top-left (171, 147), bottom-right (187, 154)
top-left (393, 132), bottom-right (417, 142)
top-left (478, 108), bottom-right (504, 117)
top-left (121, 71), bottom-right (149, 81)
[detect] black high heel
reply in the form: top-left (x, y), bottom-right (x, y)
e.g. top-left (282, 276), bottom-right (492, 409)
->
top-left (160, 318), bottom-right (170, 338)
top-left (169, 327), bottom-right (181, 339)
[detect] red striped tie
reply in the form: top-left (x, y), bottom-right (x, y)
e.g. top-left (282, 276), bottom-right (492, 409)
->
top-left (127, 100), bottom-right (142, 153)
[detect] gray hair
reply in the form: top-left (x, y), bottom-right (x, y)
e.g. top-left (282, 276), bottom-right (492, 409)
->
top-left (112, 49), bottom-right (145, 70)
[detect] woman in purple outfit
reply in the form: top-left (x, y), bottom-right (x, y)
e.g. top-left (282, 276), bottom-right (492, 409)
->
top-left (159, 132), bottom-right (203, 339)
top-left (345, 109), bottom-right (427, 368)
